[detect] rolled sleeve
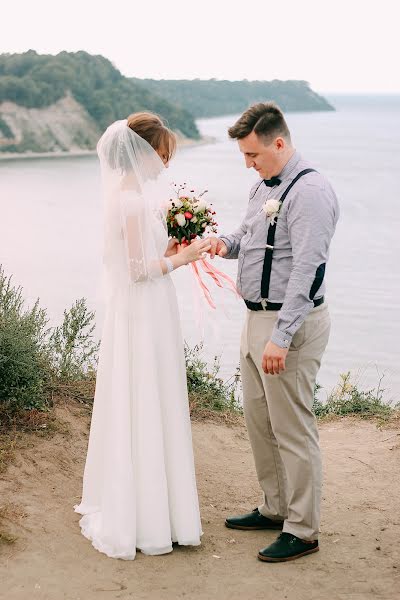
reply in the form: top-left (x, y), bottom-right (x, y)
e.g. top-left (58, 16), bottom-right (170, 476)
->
top-left (271, 187), bottom-right (338, 347)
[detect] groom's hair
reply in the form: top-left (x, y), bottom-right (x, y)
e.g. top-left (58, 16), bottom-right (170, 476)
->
top-left (228, 102), bottom-right (291, 144)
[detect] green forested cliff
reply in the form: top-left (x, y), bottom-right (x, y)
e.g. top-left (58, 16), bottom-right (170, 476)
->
top-left (0, 50), bottom-right (200, 152)
top-left (132, 78), bottom-right (335, 118)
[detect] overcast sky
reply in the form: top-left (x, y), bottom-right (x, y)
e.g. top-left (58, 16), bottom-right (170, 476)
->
top-left (1, 0), bottom-right (398, 93)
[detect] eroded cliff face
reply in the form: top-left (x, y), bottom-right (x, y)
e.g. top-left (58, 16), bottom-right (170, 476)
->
top-left (0, 93), bottom-right (101, 153)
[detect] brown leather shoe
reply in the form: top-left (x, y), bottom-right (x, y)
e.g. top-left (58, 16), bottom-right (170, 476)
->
top-left (225, 508), bottom-right (284, 531)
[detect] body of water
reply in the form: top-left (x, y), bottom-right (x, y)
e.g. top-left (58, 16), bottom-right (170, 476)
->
top-left (1, 95), bottom-right (399, 400)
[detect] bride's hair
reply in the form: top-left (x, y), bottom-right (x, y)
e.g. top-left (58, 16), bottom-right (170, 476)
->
top-left (100, 113), bottom-right (177, 174)
top-left (127, 112), bottom-right (176, 161)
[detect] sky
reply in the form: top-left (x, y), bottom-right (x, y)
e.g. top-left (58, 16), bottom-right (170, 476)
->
top-left (1, 0), bottom-right (399, 94)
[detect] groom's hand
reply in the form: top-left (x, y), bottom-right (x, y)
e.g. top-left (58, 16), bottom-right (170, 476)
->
top-left (207, 237), bottom-right (228, 259)
top-left (262, 341), bottom-right (288, 375)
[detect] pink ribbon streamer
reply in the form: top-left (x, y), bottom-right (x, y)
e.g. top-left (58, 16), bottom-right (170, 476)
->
top-left (191, 260), bottom-right (216, 309)
top-left (177, 241), bottom-right (240, 309)
top-left (200, 258), bottom-right (241, 299)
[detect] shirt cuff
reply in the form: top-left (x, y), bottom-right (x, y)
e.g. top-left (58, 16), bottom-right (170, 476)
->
top-left (270, 327), bottom-right (292, 349)
top-left (218, 236), bottom-right (232, 255)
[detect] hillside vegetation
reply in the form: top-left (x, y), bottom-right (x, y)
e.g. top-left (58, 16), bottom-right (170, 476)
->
top-left (133, 78), bottom-right (335, 118)
top-left (0, 51), bottom-right (200, 152)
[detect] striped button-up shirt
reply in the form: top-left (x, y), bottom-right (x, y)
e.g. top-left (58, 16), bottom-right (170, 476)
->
top-left (219, 151), bottom-right (340, 348)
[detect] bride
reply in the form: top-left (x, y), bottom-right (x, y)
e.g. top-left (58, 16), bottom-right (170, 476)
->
top-left (74, 112), bottom-right (210, 559)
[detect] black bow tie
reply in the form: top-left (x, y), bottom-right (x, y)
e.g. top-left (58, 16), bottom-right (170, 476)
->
top-left (263, 176), bottom-right (282, 187)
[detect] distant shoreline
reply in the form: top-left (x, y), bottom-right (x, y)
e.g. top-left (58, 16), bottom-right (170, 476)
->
top-left (0, 135), bottom-right (215, 162)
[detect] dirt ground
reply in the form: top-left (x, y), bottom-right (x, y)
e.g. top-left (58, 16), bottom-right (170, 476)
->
top-left (1, 401), bottom-right (399, 600)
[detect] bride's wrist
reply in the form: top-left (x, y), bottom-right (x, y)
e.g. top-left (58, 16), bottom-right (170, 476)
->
top-left (170, 254), bottom-right (187, 269)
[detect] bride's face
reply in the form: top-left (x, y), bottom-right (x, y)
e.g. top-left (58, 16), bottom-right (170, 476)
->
top-left (156, 143), bottom-right (171, 168)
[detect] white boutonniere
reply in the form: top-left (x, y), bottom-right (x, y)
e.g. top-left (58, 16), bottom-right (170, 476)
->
top-left (262, 198), bottom-right (282, 226)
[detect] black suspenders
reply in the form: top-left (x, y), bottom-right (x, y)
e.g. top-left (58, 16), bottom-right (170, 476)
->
top-left (260, 169), bottom-right (317, 301)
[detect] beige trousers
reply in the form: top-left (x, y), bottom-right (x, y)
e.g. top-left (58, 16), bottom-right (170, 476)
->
top-left (240, 303), bottom-right (330, 541)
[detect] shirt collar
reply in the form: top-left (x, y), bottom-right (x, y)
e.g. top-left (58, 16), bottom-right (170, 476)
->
top-left (277, 150), bottom-right (301, 181)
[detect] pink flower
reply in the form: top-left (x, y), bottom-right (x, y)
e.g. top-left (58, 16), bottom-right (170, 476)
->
top-left (184, 211), bottom-right (193, 219)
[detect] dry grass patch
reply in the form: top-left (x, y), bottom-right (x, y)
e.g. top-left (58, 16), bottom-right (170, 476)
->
top-left (0, 503), bottom-right (26, 547)
top-left (0, 404), bottom-right (69, 473)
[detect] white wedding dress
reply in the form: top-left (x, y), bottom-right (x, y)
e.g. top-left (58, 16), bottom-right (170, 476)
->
top-left (74, 121), bottom-right (202, 560)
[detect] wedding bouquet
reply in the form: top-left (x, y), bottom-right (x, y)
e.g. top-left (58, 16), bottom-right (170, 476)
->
top-left (166, 184), bottom-right (238, 309)
top-left (167, 184), bottom-right (218, 244)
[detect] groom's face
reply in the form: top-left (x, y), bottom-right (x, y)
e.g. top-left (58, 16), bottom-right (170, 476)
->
top-left (238, 131), bottom-right (283, 179)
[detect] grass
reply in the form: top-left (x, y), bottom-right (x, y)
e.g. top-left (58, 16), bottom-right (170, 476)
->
top-left (0, 503), bottom-right (26, 547)
top-left (313, 372), bottom-right (398, 422)
top-left (185, 343), bottom-right (242, 421)
top-left (49, 377), bottom-right (96, 405)
top-left (0, 431), bottom-right (19, 475)
top-left (0, 531), bottom-right (17, 545)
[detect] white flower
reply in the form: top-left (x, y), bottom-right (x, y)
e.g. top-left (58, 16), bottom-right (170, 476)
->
top-left (262, 198), bottom-right (281, 225)
top-left (174, 199), bottom-right (183, 209)
top-left (190, 216), bottom-right (198, 223)
top-left (201, 222), bottom-right (207, 228)
top-left (175, 213), bottom-right (186, 227)
top-left (263, 198), bottom-right (281, 216)
top-left (193, 200), bottom-right (207, 213)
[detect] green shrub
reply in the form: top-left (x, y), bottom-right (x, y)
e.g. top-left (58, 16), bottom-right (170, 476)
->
top-left (0, 267), bottom-right (99, 419)
top-left (313, 372), bottom-right (394, 420)
top-left (48, 299), bottom-right (99, 382)
top-left (185, 343), bottom-right (242, 415)
top-left (0, 267), bottom-right (51, 414)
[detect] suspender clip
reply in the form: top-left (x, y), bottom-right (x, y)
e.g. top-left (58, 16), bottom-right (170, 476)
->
top-left (260, 299), bottom-right (269, 310)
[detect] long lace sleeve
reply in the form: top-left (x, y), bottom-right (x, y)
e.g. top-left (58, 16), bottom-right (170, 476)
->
top-left (120, 189), bottom-right (165, 283)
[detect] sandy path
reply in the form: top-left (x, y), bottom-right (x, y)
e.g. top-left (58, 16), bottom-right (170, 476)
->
top-left (1, 402), bottom-right (399, 600)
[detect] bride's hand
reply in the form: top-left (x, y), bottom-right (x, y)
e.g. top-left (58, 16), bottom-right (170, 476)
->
top-left (180, 238), bottom-right (212, 264)
top-left (165, 238), bottom-right (179, 257)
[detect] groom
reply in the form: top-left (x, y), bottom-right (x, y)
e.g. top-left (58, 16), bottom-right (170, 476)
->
top-left (208, 102), bottom-right (339, 562)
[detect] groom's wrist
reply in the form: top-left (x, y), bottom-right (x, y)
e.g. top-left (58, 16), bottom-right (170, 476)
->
top-left (218, 236), bottom-right (232, 256)
top-left (270, 328), bottom-right (292, 349)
